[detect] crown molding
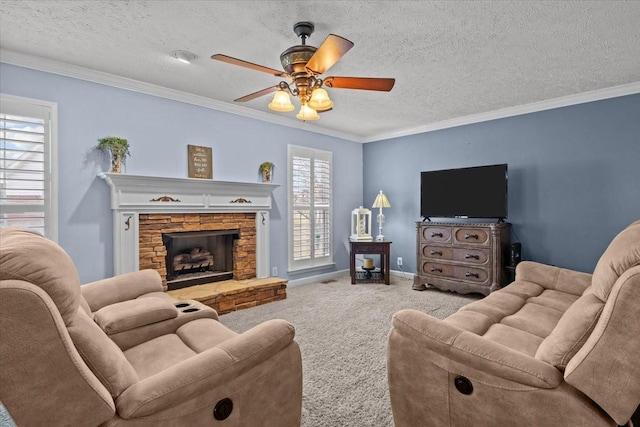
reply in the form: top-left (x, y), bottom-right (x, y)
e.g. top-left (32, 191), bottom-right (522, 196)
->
top-left (3, 49), bottom-right (638, 144)
top-left (0, 49), bottom-right (362, 142)
top-left (363, 81), bottom-right (640, 143)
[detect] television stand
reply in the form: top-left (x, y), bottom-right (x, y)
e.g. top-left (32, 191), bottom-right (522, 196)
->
top-left (413, 221), bottom-right (510, 296)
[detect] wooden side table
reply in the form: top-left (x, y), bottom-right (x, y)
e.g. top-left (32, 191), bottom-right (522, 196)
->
top-left (349, 240), bottom-right (392, 285)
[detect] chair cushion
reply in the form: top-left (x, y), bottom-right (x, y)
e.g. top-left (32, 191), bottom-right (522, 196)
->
top-left (124, 334), bottom-right (197, 380)
top-left (0, 227), bottom-right (80, 324)
top-left (591, 220), bottom-right (640, 300)
top-left (176, 318), bottom-right (237, 353)
top-left (535, 287), bottom-right (604, 369)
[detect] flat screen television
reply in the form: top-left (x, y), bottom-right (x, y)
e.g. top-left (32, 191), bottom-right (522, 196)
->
top-left (420, 164), bottom-right (508, 220)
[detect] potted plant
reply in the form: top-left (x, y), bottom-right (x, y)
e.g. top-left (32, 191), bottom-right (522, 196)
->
top-left (259, 161), bottom-right (275, 183)
top-left (97, 136), bottom-right (130, 173)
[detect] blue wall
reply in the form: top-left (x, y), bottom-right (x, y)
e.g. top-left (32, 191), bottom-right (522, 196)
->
top-left (364, 94), bottom-right (640, 274)
top-left (3, 62), bottom-right (639, 281)
top-left (0, 63), bottom-right (363, 283)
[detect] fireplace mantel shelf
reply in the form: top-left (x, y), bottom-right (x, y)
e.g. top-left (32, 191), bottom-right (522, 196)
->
top-left (99, 172), bottom-right (279, 212)
top-left (99, 172), bottom-right (275, 278)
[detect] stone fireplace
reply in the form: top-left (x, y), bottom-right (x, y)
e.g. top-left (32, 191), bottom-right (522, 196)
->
top-left (163, 229), bottom-right (237, 288)
top-left (139, 213), bottom-right (255, 289)
top-left (99, 173), bottom-right (278, 287)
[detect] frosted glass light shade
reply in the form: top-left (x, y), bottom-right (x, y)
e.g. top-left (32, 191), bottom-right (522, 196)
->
top-left (296, 103), bottom-right (319, 121)
top-left (308, 88), bottom-right (333, 111)
top-left (268, 90), bottom-right (295, 112)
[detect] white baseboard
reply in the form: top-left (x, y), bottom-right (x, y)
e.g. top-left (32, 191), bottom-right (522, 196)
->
top-left (287, 269), bottom-right (350, 287)
top-left (390, 269), bottom-right (415, 279)
top-left (286, 268), bottom-right (414, 287)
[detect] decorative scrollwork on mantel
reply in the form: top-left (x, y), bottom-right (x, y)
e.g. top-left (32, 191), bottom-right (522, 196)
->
top-left (150, 196), bottom-right (181, 202)
top-left (230, 198), bottom-right (252, 204)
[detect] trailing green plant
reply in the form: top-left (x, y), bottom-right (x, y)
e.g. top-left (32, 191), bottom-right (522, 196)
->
top-left (259, 161), bottom-right (274, 173)
top-left (97, 136), bottom-right (130, 173)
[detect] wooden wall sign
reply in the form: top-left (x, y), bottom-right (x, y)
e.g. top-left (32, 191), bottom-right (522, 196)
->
top-left (187, 145), bottom-right (213, 179)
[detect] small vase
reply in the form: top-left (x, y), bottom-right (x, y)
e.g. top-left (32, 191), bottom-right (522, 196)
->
top-left (261, 167), bottom-right (273, 183)
top-left (111, 153), bottom-right (124, 173)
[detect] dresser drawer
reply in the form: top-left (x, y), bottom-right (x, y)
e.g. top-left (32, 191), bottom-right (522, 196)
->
top-left (453, 247), bottom-right (490, 265)
top-left (421, 245), bottom-right (453, 260)
top-left (453, 227), bottom-right (489, 246)
top-left (421, 226), bottom-right (452, 244)
top-left (453, 266), bottom-right (489, 283)
top-left (421, 262), bottom-right (453, 278)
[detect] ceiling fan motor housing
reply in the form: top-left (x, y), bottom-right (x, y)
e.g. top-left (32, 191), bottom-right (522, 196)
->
top-left (280, 45), bottom-right (317, 75)
top-left (281, 21), bottom-right (318, 75)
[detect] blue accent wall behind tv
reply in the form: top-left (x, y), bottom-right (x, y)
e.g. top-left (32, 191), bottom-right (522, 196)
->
top-left (364, 93), bottom-right (640, 274)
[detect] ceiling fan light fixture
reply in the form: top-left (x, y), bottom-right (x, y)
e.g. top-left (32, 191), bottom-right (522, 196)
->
top-left (308, 88), bottom-right (334, 111)
top-left (268, 90), bottom-right (295, 112)
top-left (296, 103), bottom-right (319, 121)
top-left (172, 50), bottom-right (196, 64)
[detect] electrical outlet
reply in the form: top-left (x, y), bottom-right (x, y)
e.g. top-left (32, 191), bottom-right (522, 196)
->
top-left (272, 267), bottom-right (278, 276)
top-left (397, 257), bottom-right (403, 267)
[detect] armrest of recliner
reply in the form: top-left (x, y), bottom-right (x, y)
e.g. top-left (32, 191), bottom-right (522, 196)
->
top-left (93, 297), bottom-right (178, 335)
top-left (515, 261), bottom-right (592, 295)
top-left (115, 319), bottom-right (298, 418)
top-left (81, 270), bottom-right (165, 312)
top-left (391, 309), bottom-right (563, 388)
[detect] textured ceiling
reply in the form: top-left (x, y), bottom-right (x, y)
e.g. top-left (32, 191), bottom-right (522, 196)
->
top-left (1, 1), bottom-right (639, 142)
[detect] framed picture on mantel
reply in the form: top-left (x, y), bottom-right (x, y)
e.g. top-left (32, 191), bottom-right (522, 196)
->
top-left (187, 145), bottom-right (213, 179)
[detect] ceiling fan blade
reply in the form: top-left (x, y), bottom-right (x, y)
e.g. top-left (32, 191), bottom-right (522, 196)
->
top-left (324, 76), bottom-right (395, 91)
top-left (234, 86), bottom-right (279, 102)
top-left (211, 54), bottom-right (287, 77)
top-left (305, 34), bottom-right (354, 75)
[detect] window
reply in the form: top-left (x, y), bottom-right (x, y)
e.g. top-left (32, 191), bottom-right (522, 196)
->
top-left (0, 94), bottom-right (57, 240)
top-left (288, 145), bottom-right (333, 272)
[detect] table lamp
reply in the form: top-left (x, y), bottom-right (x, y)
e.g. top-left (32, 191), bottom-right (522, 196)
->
top-left (372, 190), bottom-right (391, 241)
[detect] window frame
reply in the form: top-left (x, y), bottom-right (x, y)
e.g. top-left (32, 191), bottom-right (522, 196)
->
top-left (0, 93), bottom-right (58, 241)
top-left (287, 144), bottom-right (334, 273)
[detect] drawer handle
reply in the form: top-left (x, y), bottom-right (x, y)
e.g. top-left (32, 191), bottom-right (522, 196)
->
top-left (430, 250), bottom-right (443, 256)
top-left (431, 232), bottom-right (443, 238)
top-left (464, 233), bottom-right (479, 240)
top-left (465, 272), bottom-right (479, 278)
top-left (430, 267), bottom-right (443, 273)
top-left (465, 254), bottom-right (479, 260)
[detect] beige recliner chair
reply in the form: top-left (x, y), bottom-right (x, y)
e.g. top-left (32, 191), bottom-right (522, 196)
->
top-left (388, 219), bottom-right (640, 426)
top-left (0, 227), bottom-right (302, 426)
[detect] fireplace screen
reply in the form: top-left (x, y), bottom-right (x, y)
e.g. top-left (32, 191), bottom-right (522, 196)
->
top-left (163, 229), bottom-right (239, 290)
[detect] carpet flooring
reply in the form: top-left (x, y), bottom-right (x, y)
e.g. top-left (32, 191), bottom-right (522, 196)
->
top-left (221, 274), bottom-right (479, 427)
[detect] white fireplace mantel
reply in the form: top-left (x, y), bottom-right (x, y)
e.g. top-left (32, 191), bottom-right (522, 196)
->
top-left (99, 173), bottom-right (279, 277)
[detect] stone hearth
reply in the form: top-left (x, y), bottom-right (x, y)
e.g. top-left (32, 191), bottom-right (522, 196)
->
top-left (167, 277), bottom-right (287, 315)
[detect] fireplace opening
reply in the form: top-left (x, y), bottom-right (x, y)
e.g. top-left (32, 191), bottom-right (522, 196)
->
top-left (163, 229), bottom-right (239, 290)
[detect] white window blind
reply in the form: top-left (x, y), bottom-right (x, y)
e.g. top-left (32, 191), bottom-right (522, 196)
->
top-left (288, 145), bottom-right (333, 272)
top-left (0, 94), bottom-right (57, 239)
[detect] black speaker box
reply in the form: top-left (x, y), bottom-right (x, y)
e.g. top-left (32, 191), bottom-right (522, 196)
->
top-left (509, 243), bottom-right (522, 267)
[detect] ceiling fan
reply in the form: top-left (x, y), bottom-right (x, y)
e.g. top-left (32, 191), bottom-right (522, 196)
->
top-left (211, 21), bottom-right (395, 121)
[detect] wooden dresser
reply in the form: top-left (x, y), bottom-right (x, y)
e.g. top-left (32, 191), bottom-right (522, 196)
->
top-left (413, 221), bottom-right (510, 296)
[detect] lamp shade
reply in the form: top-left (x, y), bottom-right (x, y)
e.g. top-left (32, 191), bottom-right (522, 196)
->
top-left (308, 88), bottom-right (334, 111)
top-left (372, 190), bottom-right (391, 208)
top-left (296, 103), bottom-right (319, 121)
top-left (268, 90), bottom-right (295, 112)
